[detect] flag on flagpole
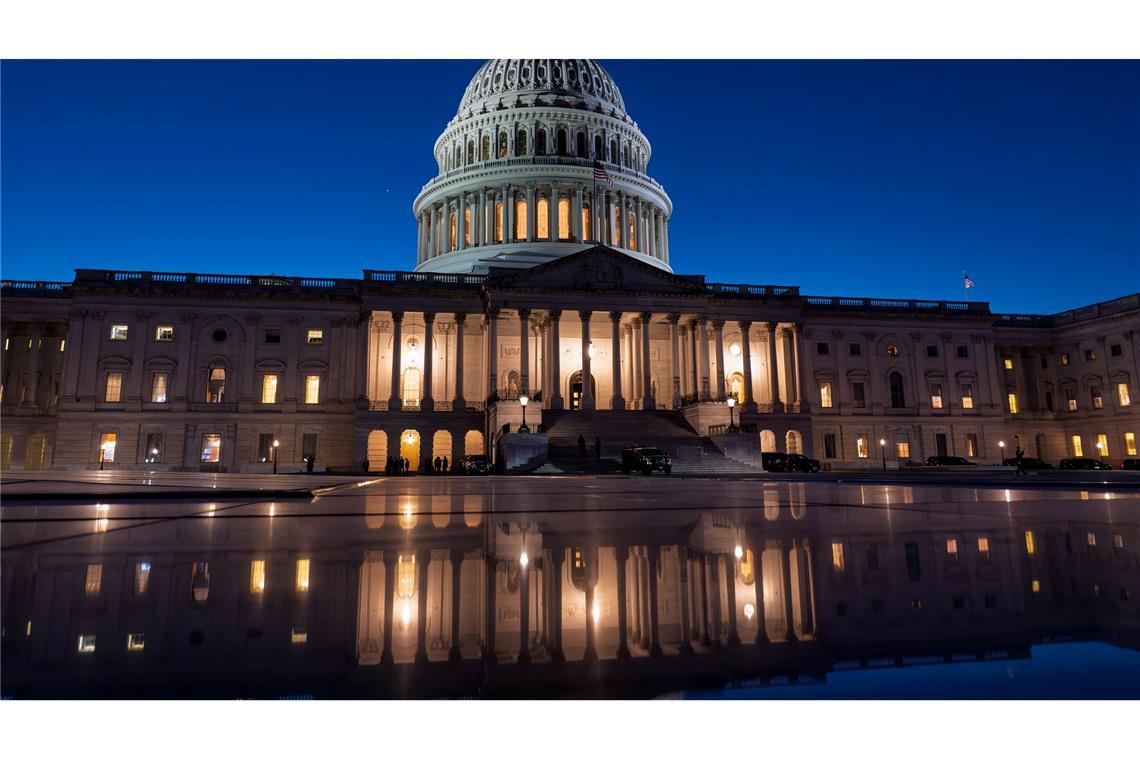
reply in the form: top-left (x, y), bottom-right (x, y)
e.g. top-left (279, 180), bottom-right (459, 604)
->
top-left (593, 161), bottom-right (614, 187)
top-left (963, 272), bottom-right (976, 289)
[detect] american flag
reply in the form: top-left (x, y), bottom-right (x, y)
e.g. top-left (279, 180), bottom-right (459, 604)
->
top-left (963, 272), bottom-right (976, 289)
top-left (593, 161), bottom-right (614, 187)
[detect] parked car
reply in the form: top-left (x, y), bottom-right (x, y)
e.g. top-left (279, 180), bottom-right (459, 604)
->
top-left (460, 454), bottom-right (493, 475)
top-left (1122, 459), bottom-right (1140, 471)
top-left (1058, 457), bottom-right (1112, 471)
top-left (762, 452), bottom-right (821, 473)
top-left (1002, 457), bottom-right (1055, 470)
top-left (925, 455), bottom-right (976, 466)
top-left (621, 446), bottom-right (671, 475)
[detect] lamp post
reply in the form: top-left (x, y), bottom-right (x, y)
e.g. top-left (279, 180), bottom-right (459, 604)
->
top-left (1096, 439), bottom-right (1105, 462)
top-left (519, 393), bottom-right (530, 433)
top-left (998, 440), bottom-right (1005, 466)
top-left (727, 396), bottom-right (737, 432)
top-left (879, 437), bottom-right (887, 472)
top-left (272, 439), bottom-right (280, 474)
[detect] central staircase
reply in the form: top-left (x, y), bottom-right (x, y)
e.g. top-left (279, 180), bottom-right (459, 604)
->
top-left (532, 409), bottom-right (764, 475)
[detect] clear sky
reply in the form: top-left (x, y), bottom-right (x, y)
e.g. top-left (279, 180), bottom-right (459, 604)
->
top-left (2, 60), bottom-right (1137, 314)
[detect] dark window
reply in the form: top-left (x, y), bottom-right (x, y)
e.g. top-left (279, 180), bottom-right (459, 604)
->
top-left (257, 433), bottom-right (274, 463)
top-left (1045, 392), bottom-right (1054, 412)
top-left (144, 432), bottom-right (164, 463)
top-left (849, 343), bottom-right (862, 357)
top-left (1084, 349), bottom-right (1096, 361)
top-left (852, 382), bottom-right (866, 408)
top-left (836, 602), bottom-right (848, 616)
top-left (816, 342), bottom-right (829, 355)
top-left (264, 329), bottom-right (281, 344)
top-left (824, 434), bottom-right (837, 459)
top-left (302, 433), bottom-right (318, 461)
top-left (865, 544), bottom-right (880, 571)
top-left (1111, 343), bottom-right (1123, 357)
top-left (935, 433), bottom-right (948, 457)
top-left (211, 328), bottom-right (228, 343)
top-left (889, 372), bottom-right (906, 408)
top-left (1040, 356), bottom-right (1049, 369)
top-left (905, 542), bottom-right (922, 581)
top-left (926, 345), bottom-right (939, 358)
top-left (957, 345), bottom-right (969, 359)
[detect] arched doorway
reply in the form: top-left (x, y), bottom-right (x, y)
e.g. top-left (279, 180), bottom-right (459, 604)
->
top-left (399, 429), bottom-right (421, 472)
top-left (432, 430), bottom-right (452, 470)
top-left (464, 430), bottom-right (485, 455)
top-left (728, 373), bottom-right (745, 404)
top-left (786, 430), bottom-right (803, 454)
top-left (366, 430), bottom-right (387, 472)
top-left (759, 429), bottom-right (776, 453)
top-left (568, 371), bottom-right (596, 410)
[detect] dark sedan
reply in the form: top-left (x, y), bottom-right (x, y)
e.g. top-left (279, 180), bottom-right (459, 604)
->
top-left (460, 454), bottom-right (494, 475)
top-left (622, 446), bottom-right (671, 475)
top-left (762, 452), bottom-right (821, 473)
top-left (1002, 457), bottom-right (1055, 470)
top-left (926, 456), bottom-right (976, 466)
top-left (1058, 457), bottom-right (1112, 471)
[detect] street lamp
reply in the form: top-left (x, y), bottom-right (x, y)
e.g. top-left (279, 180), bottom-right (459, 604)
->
top-left (998, 440), bottom-right (1005, 466)
top-left (272, 439), bottom-right (280, 474)
top-left (518, 393), bottom-right (530, 433)
top-left (727, 396), bottom-right (737, 432)
top-left (879, 437), bottom-right (887, 472)
top-left (1096, 439), bottom-right (1105, 461)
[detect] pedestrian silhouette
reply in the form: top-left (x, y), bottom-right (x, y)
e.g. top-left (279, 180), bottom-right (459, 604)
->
top-left (442, 456), bottom-right (449, 473)
top-left (578, 434), bottom-right (586, 458)
top-left (434, 456), bottom-right (442, 473)
top-left (594, 437), bottom-right (602, 460)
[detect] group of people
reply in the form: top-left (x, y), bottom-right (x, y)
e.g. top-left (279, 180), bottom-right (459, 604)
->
top-left (577, 435), bottom-right (602, 459)
top-left (363, 455), bottom-right (452, 475)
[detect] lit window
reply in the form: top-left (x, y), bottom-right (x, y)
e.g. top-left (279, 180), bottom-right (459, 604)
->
top-left (1003, 358), bottom-right (1014, 370)
top-left (104, 372), bottom-right (123, 402)
top-left (946, 538), bottom-right (958, 558)
top-left (977, 537), bottom-right (990, 556)
top-left (965, 434), bottom-right (979, 458)
top-left (886, 344), bottom-right (900, 357)
top-left (135, 562), bottom-right (151, 595)
top-left (249, 560), bottom-right (266, 594)
top-left (85, 564), bottom-right (103, 597)
top-left (200, 434), bottom-right (221, 463)
top-left (127, 633), bottom-right (146, 651)
top-left (1114, 534), bottom-right (1125, 549)
top-left (580, 205), bottom-right (590, 242)
top-left (291, 628), bottom-right (308, 645)
top-left (1091, 388), bottom-right (1103, 409)
top-left (895, 439), bottom-right (910, 459)
top-left (1087, 532), bottom-right (1096, 547)
top-left (191, 562), bottom-right (210, 603)
top-left (930, 383), bottom-right (943, 409)
top-left (304, 375), bottom-right (320, 404)
top-left (557, 198), bottom-right (570, 240)
top-left (856, 435), bottom-right (869, 459)
top-left (960, 384), bottom-right (974, 409)
top-left (536, 197), bottom-right (549, 239)
top-left (99, 433), bottom-right (117, 463)
top-left (819, 382), bottom-right (833, 408)
top-left (1117, 383), bottom-right (1131, 407)
top-left (150, 372), bottom-right (168, 403)
top-left (1125, 432), bottom-right (1137, 456)
top-left (1025, 531), bottom-right (1036, 555)
top-left (306, 329), bottom-right (324, 345)
top-left (1084, 349), bottom-right (1096, 361)
top-left (109, 324), bottom-right (129, 340)
top-left (295, 559), bottom-right (310, 592)
top-left (1061, 353), bottom-right (1070, 365)
top-left (1071, 435), bottom-right (1083, 457)
top-left (155, 325), bottom-right (174, 342)
top-left (831, 542), bottom-right (845, 572)
top-left (77, 635), bottom-right (96, 654)
top-left (1007, 393), bottom-right (1019, 414)
top-left (60, 339), bottom-right (66, 352)
top-left (515, 198), bottom-right (527, 240)
top-left (1031, 580), bottom-right (1040, 594)
top-left (206, 367), bottom-right (226, 402)
top-left (1096, 433), bottom-right (1109, 457)
top-left (261, 374), bottom-right (278, 404)
top-left (1066, 389), bottom-right (1078, 411)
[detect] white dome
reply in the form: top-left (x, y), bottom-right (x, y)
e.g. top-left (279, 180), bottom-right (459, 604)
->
top-left (457, 59), bottom-right (627, 118)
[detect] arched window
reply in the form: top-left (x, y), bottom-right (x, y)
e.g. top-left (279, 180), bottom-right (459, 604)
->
top-left (536, 128), bottom-right (547, 155)
top-left (610, 139), bottom-right (618, 163)
top-left (558, 198), bottom-right (570, 240)
top-left (581, 204), bottom-right (591, 241)
top-left (449, 212), bottom-right (457, 251)
top-left (536, 197), bottom-right (550, 240)
top-left (728, 372), bottom-right (745, 403)
top-left (889, 371), bottom-right (906, 408)
top-left (206, 367), bottom-right (226, 403)
top-left (515, 199), bottom-right (527, 239)
top-left (576, 131), bottom-right (587, 157)
top-left (402, 367), bottom-right (421, 407)
top-left (515, 129), bottom-right (527, 156)
top-left (556, 128), bottom-right (568, 155)
top-left (454, 144), bottom-right (461, 168)
top-left (463, 208), bottom-right (471, 245)
top-left (786, 430), bottom-right (803, 455)
top-left (494, 201), bottom-right (504, 242)
top-left (627, 211), bottom-right (636, 250)
top-left (623, 145), bottom-right (629, 167)
top-left (613, 207), bottom-right (622, 246)
top-left (498, 132), bottom-right (508, 158)
top-left (482, 135), bottom-right (490, 160)
top-left (466, 139), bottom-right (474, 165)
top-left (594, 135), bottom-right (603, 160)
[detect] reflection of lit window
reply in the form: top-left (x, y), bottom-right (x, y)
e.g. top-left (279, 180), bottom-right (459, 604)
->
top-left (250, 560), bottom-right (266, 594)
top-left (946, 538), bottom-right (958, 558)
top-left (78, 635), bottom-right (97, 653)
top-left (85, 564), bottom-right (103, 597)
top-left (291, 628), bottom-right (308, 644)
top-left (1031, 580), bottom-right (1040, 594)
top-left (127, 633), bottom-right (146, 651)
top-left (398, 500), bottom-right (417, 530)
top-left (396, 554), bottom-right (416, 599)
top-left (295, 559), bottom-right (310, 592)
top-left (977, 537), bottom-right (990, 556)
top-left (191, 562), bottom-right (211, 603)
top-left (570, 549), bottom-right (587, 592)
top-left (831, 542), bottom-right (845, 571)
top-left (1024, 531), bottom-right (1036, 556)
top-left (738, 549), bottom-right (755, 585)
top-left (135, 562), bottom-right (151, 595)
top-left (1087, 532), bottom-right (1096, 547)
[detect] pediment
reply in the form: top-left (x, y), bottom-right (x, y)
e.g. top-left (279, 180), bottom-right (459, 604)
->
top-left (486, 246), bottom-right (706, 295)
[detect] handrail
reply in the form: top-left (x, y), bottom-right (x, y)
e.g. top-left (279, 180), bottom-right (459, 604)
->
top-left (73, 269), bottom-right (358, 290)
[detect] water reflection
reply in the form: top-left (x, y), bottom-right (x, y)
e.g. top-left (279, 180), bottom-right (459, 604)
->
top-left (2, 480), bottom-right (1138, 698)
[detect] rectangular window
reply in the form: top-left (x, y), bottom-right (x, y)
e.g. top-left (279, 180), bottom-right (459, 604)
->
top-left (930, 383), bottom-right (943, 409)
top-left (1126, 432), bottom-right (1137, 456)
top-left (895, 438), bottom-right (910, 460)
top-left (1114, 534), bottom-right (1125, 549)
top-left (109, 324), bottom-right (129, 340)
top-left (200, 434), bottom-right (221, 463)
top-left (78, 635), bottom-right (96, 654)
top-left (960, 384), bottom-right (974, 409)
top-left (291, 628), bottom-right (309, 645)
top-left (831, 542), bottom-right (845, 572)
top-left (852, 382), bottom-right (866, 408)
top-left (956, 345), bottom-right (969, 359)
top-left (304, 374), bottom-right (320, 404)
top-left (856, 435), bottom-right (869, 459)
top-left (99, 433), bottom-right (117, 463)
top-left (1091, 388), bottom-right (1103, 409)
top-left (150, 372), bottom-right (168, 403)
top-left (819, 382), bottom-right (833, 408)
top-left (1025, 531), bottom-right (1037, 555)
top-left (1066, 388), bottom-right (1078, 411)
top-left (1061, 353), bottom-right (1070, 365)
top-left (207, 367), bottom-right (226, 403)
top-left (264, 328), bottom-right (281, 344)
top-left (261, 374), bottom-right (278, 404)
top-left (104, 372), bottom-right (123, 403)
top-left (946, 538), bottom-right (958, 558)
top-left (135, 562), bottom-right (152, 595)
top-left (295, 559), bottom-right (311, 592)
top-left (257, 433), bottom-right (275, 463)
top-left (127, 633), bottom-right (146, 651)
top-left (823, 433), bottom-right (837, 459)
top-left (977, 537), bottom-right (990, 556)
top-left (849, 343), bottom-right (862, 357)
top-left (85, 564), bottom-right (103, 597)
top-left (1084, 349), bottom-right (1096, 361)
top-left (966, 433), bottom-right (979, 458)
top-left (1007, 393), bottom-right (1019, 414)
top-left (144, 432), bottom-right (163, 463)
top-left (306, 329), bottom-right (324, 345)
top-left (1117, 383), bottom-right (1131, 407)
top-left (1110, 343), bottom-right (1122, 357)
top-left (155, 325), bottom-right (174, 342)
top-left (1031, 580), bottom-right (1040, 594)
top-left (1087, 532), bottom-right (1097, 547)
top-left (250, 560), bottom-right (266, 594)
top-left (926, 345), bottom-right (939, 358)
top-left (1096, 433), bottom-right (1109, 457)
top-left (816, 342), bottom-right (829, 355)
top-left (302, 433), bottom-right (318, 462)
top-left (1071, 434), bottom-right (1083, 457)
top-left (1045, 391), bottom-right (1054, 412)
top-left (1003, 358), bottom-right (1014, 370)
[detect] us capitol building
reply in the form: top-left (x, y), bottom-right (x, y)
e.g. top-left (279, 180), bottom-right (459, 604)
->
top-left (2, 59), bottom-right (1138, 473)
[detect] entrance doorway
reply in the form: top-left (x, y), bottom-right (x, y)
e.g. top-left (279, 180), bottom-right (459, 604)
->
top-left (935, 433), bottom-right (948, 457)
top-left (568, 371), bottom-right (596, 410)
top-left (399, 429), bottom-right (421, 472)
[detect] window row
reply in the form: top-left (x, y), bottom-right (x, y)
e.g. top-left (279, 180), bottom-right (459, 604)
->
top-left (102, 370), bottom-right (323, 405)
top-left (817, 377), bottom-right (976, 410)
top-left (1, 336), bottom-right (65, 352)
top-left (107, 325), bottom-right (325, 345)
top-left (816, 341), bottom-right (975, 360)
top-left (442, 128), bottom-right (646, 173)
top-left (1069, 432), bottom-right (1137, 458)
top-left (97, 431), bottom-right (320, 465)
top-left (435, 197), bottom-right (650, 251)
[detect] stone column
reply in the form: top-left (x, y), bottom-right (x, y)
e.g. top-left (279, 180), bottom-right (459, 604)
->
top-left (356, 316), bottom-right (371, 401)
top-left (381, 554), bottom-right (396, 666)
top-left (414, 549), bottom-right (430, 663)
top-left (579, 311), bottom-right (594, 410)
top-left (638, 552), bottom-right (652, 649)
top-left (456, 196), bottom-right (466, 251)
top-left (697, 554), bottom-right (712, 645)
top-left (610, 312), bottom-right (624, 410)
top-left (713, 320), bottom-right (727, 401)
top-left (631, 318), bottom-right (643, 403)
top-left (724, 554), bottom-right (740, 645)
top-left (426, 207), bottom-right (437, 260)
top-left (549, 186), bottom-right (559, 240)
top-left (765, 322), bottom-right (783, 411)
top-left (668, 314), bottom-right (682, 408)
top-left (780, 540), bottom-right (798, 643)
top-left (518, 554), bottom-right (531, 664)
top-left (646, 546), bottom-right (663, 656)
top-left (483, 555), bottom-right (498, 663)
top-left (416, 213), bottom-right (424, 264)
top-left (740, 320), bottom-right (756, 411)
top-left (688, 320), bottom-right (700, 399)
top-left (640, 312), bottom-right (656, 410)
top-left (707, 554), bottom-right (723, 644)
top-left (505, 187), bottom-right (516, 243)
top-left (388, 312), bottom-right (404, 410)
top-left (677, 546), bottom-right (694, 653)
top-left (548, 311), bottom-right (563, 409)
top-left (448, 549), bottom-right (463, 661)
top-left (518, 308), bottom-right (531, 396)
top-left (525, 183), bottom-right (536, 242)
top-left (574, 184), bottom-right (585, 241)
top-left (615, 545), bottom-right (631, 659)
top-left (452, 314), bottom-right (466, 409)
top-left (22, 322), bottom-right (43, 409)
top-left (791, 323), bottom-right (804, 408)
top-left (421, 313), bottom-right (435, 411)
top-left (486, 309), bottom-right (499, 402)
top-left (697, 318), bottom-right (711, 401)
top-left (677, 325), bottom-right (689, 397)
top-left (630, 549), bottom-right (643, 645)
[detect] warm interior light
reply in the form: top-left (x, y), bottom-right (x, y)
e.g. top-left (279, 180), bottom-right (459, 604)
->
top-left (743, 602), bottom-right (756, 620)
top-left (734, 545), bottom-right (743, 559)
top-left (587, 342), bottom-right (595, 359)
top-left (591, 600), bottom-right (601, 625)
top-left (400, 601), bottom-right (412, 627)
top-left (519, 551), bottom-right (529, 568)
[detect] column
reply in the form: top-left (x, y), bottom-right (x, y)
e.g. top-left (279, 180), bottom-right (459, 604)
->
top-left (548, 311), bottom-right (563, 409)
top-left (549, 548), bottom-right (565, 661)
top-left (525, 183), bottom-right (536, 242)
top-left (505, 186), bottom-right (516, 243)
top-left (483, 555), bottom-right (498, 663)
top-left (356, 316), bottom-right (371, 401)
top-left (426, 207), bottom-right (436, 260)
top-left (796, 538), bottom-right (815, 637)
top-left (414, 549), bottom-right (430, 663)
top-left (416, 213), bottom-right (425, 264)
top-left (518, 308), bottom-right (530, 396)
top-left (765, 322), bottom-right (783, 411)
top-left (668, 314), bottom-right (681, 409)
top-left (678, 325), bottom-right (689, 398)
top-left (518, 553), bottom-right (531, 664)
top-left (615, 545), bottom-right (631, 659)
top-left (688, 320), bottom-right (700, 399)
top-left (22, 322), bottom-right (43, 409)
top-left (791, 323), bottom-right (805, 408)
top-left (640, 312), bottom-right (655, 410)
top-left (630, 549), bottom-right (643, 646)
top-left (780, 540), bottom-right (798, 643)
top-left (676, 546), bottom-right (694, 653)
top-left (381, 554), bottom-right (396, 665)
top-left (752, 532), bottom-right (769, 644)
top-left (740, 320), bottom-right (756, 411)
top-left (724, 554), bottom-right (740, 645)
top-left (579, 311), bottom-right (594, 410)
top-left (549, 185), bottom-right (559, 240)
top-left (456, 196), bottom-right (466, 251)
top-left (638, 552), bottom-right (652, 649)
top-left (697, 318), bottom-right (711, 401)
top-left (486, 309), bottom-right (499, 402)
top-left (583, 548), bottom-right (598, 662)
top-left (449, 549), bottom-right (463, 661)
top-left (707, 554), bottom-right (722, 644)
top-left (574, 184), bottom-right (585, 241)
top-left (452, 314), bottom-right (466, 409)
top-left (713, 320), bottom-right (727, 401)
top-left (388, 312), bottom-right (404, 409)
top-left (421, 313), bottom-right (435, 411)
top-left (610, 312), bottom-right (624, 410)
top-left (697, 554), bottom-right (712, 645)
top-left (631, 319), bottom-right (644, 403)
top-left (646, 546), bottom-right (663, 656)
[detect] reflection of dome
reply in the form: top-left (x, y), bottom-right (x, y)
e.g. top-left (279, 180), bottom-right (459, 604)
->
top-left (456, 59), bottom-right (627, 118)
top-left (413, 59), bottom-right (672, 275)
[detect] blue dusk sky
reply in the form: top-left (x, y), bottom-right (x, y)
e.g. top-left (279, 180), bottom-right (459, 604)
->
top-left (2, 59), bottom-right (1137, 314)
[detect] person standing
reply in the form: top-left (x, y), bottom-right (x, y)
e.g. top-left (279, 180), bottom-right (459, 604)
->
top-left (578, 434), bottom-right (586, 458)
top-left (594, 437), bottom-right (602, 460)
top-left (442, 455), bottom-right (449, 473)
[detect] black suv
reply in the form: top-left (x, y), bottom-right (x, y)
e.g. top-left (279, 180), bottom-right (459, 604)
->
top-left (926, 456), bottom-right (975, 466)
top-left (1059, 457), bottom-right (1112, 471)
top-left (622, 446), bottom-right (671, 475)
top-left (762, 452), bottom-right (821, 473)
top-left (1002, 457), bottom-right (1055, 470)
top-left (460, 454), bottom-right (493, 475)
